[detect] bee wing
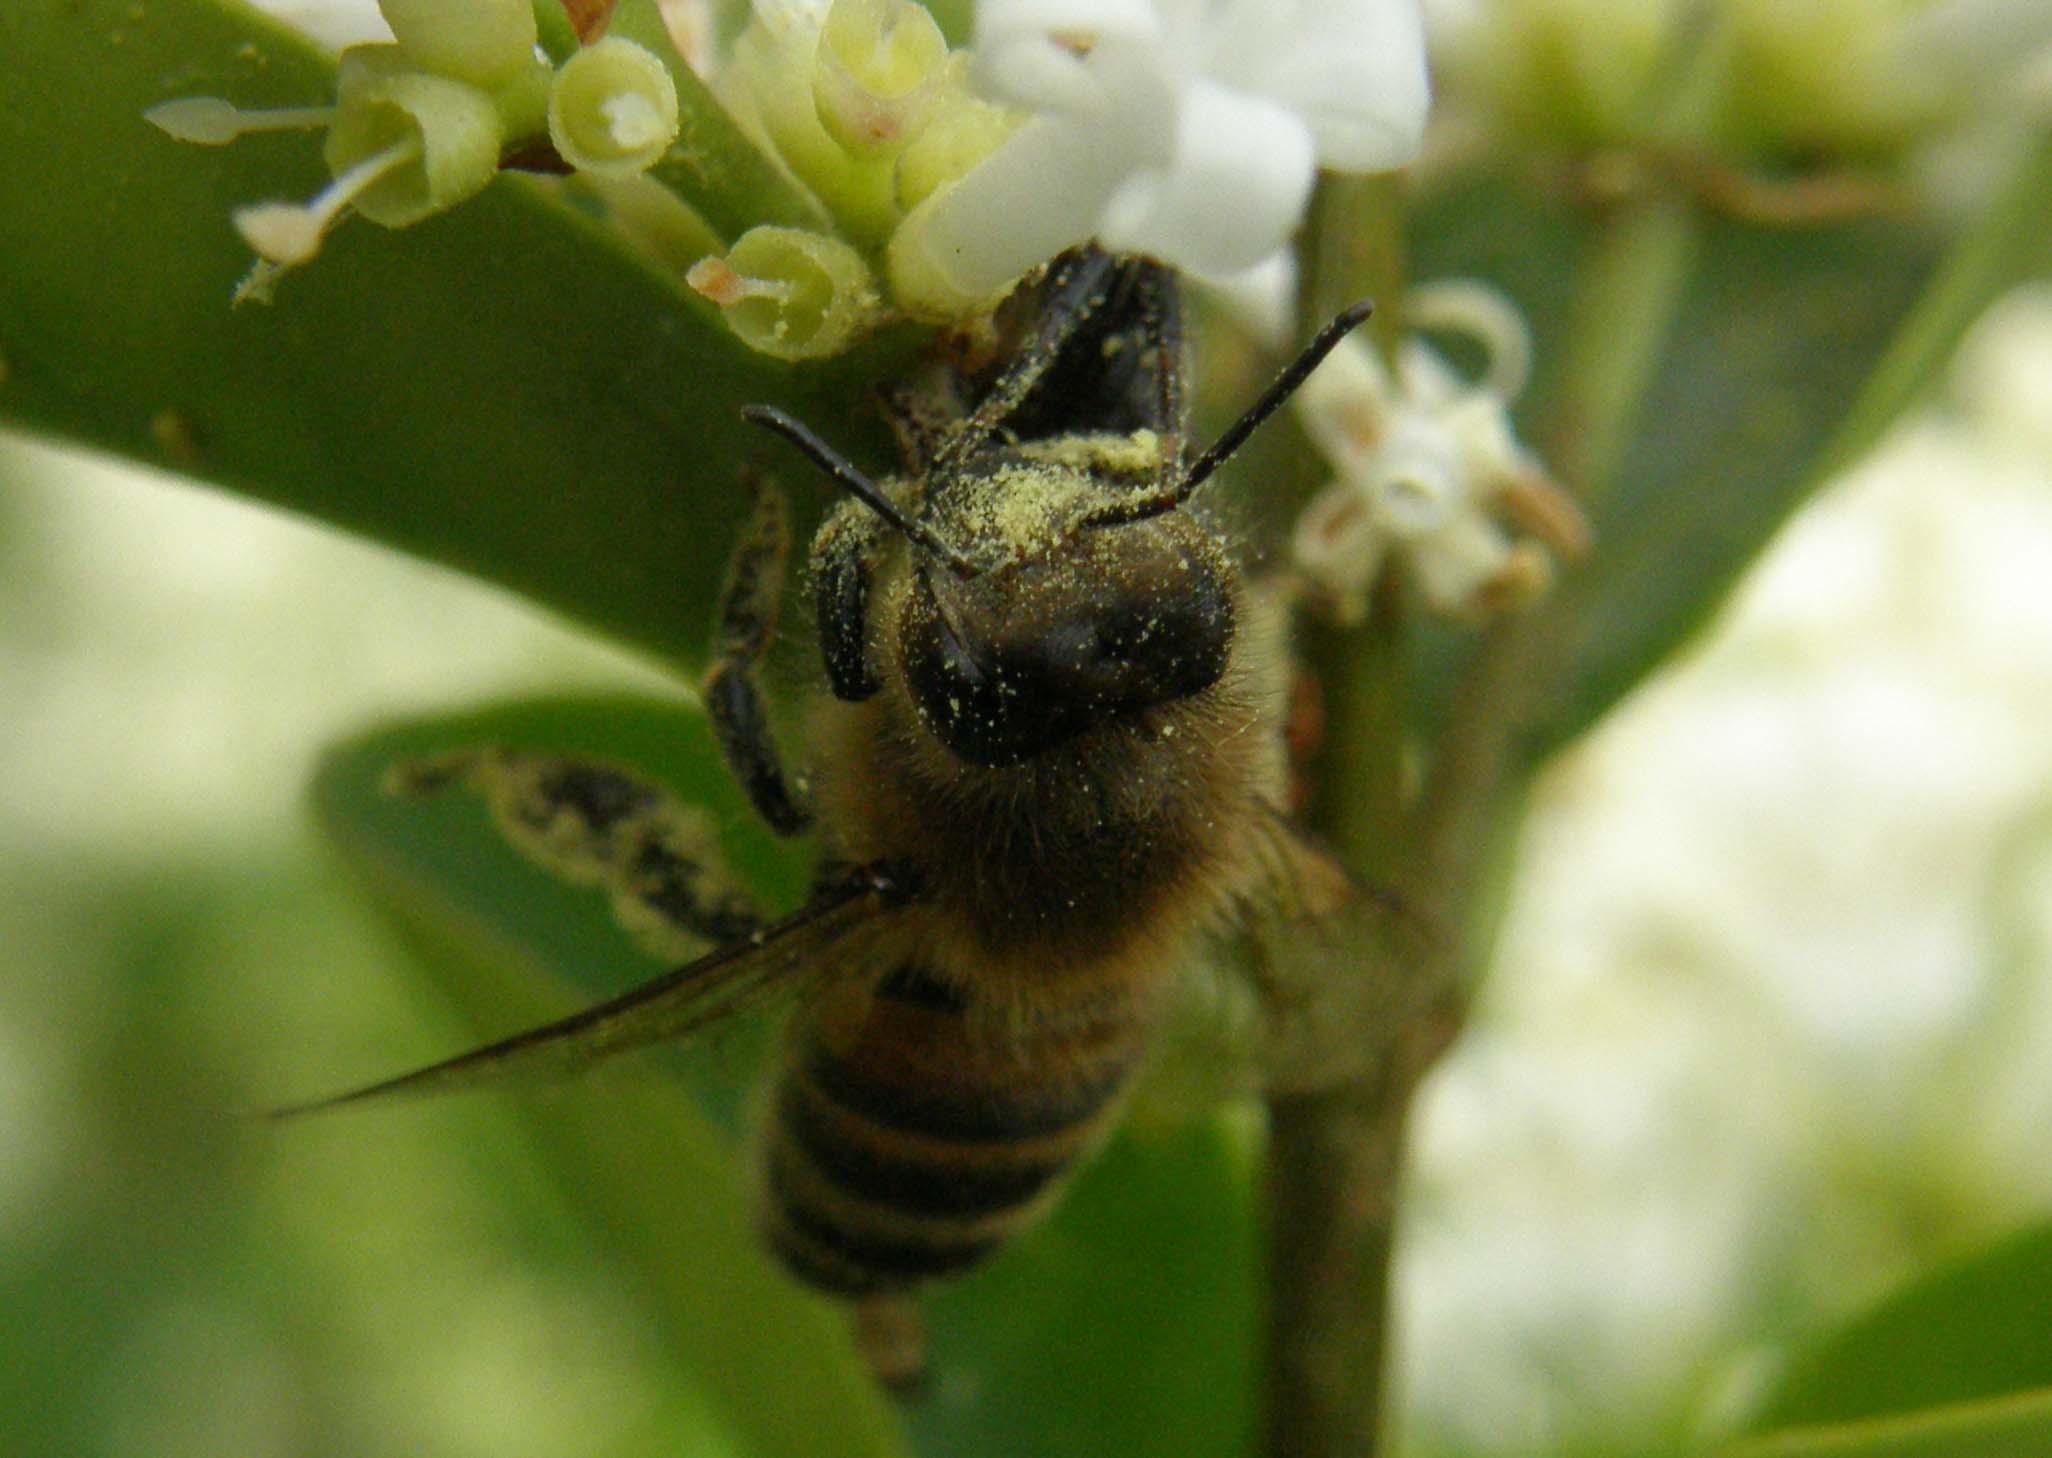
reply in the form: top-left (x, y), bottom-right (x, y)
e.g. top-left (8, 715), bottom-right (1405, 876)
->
top-left (270, 866), bottom-right (907, 1120)
top-left (1151, 815), bottom-right (1437, 1107)
top-left (1234, 814), bottom-right (1441, 1095)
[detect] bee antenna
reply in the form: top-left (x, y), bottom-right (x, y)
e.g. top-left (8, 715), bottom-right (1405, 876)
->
top-left (740, 405), bottom-right (980, 577)
top-left (1084, 300), bottom-right (1375, 528)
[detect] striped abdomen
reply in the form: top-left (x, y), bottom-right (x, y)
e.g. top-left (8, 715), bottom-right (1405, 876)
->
top-left (758, 961), bottom-right (1151, 1296)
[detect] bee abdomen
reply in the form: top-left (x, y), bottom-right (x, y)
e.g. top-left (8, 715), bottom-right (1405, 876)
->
top-left (759, 962), bottom-right (1146, 1296)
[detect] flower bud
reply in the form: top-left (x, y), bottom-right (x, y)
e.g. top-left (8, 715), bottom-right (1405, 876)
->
top-left (489, 50), bottom-right (558, 142)
top-left (325, 49), bottom-right (505, 226)
top-left (884, 186), bottom-right (1003, 320)
top-left (378, 0), bottom-right (538, 88)
top-left (1719, 0), bottom-right (1945, 162)
top-left (893, 56), bottom-right (1018, 210)
top-left (813, 0), bottom-right (951, 157)
top-left (1440, 0), bottom-right (1686, 150)
top-left (686, 226), bottom-right (883, 360)
top-left (549, 37), bottom-right (682, 178)
top-left (724, 4), bottom-right (900, 242)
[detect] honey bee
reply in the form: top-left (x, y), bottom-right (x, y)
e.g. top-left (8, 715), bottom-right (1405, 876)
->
top-left (282, 247), bottom-right (1412, 1343)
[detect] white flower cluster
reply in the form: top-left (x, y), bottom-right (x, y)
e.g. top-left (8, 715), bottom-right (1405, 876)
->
top-left (225, 0), bottom-right (1432, 340)
top-left (1292, 281), bottom-right (1588, 621)
top-left (155, 0), bottom-right (687, 301)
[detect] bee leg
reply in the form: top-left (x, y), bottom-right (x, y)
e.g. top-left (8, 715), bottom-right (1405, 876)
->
top-left (852, 1292), bottom-right (929, 1396)
top-left (932, 245), bottom-right (1120, 473)
top-left (386, 750), bottom-right (763, 961)
top-left (704, 468), bottom-right (813, 837)
top-left (876, 370), bottom-right (964, 474)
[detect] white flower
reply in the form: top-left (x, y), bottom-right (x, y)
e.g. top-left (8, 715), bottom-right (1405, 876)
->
top-left (893, 0), bottom-right (1429, 307)
top-left (1292, 281), bottom-right (1588, 621)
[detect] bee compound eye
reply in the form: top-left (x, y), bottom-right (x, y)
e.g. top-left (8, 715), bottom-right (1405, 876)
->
top-left (902, 570), bottom-right (1092, 768)
top-left (900, 552), bottom-right (1233, 769)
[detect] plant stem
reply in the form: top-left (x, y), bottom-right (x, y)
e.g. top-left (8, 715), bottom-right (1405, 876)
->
top-left (1263, 175), bottom-right (1416, 1458)
top-left (1546, 189), bottom-right (1698, 508)
top-left (1262, 1051), bottom-right (1414, 1458)
top-left (1262, 173), bottom-right (1701, 1458)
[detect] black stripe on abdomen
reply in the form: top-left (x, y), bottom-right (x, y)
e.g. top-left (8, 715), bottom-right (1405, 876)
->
top-left (800, 1037), bottom-right (1133, 1144)
top-left (765, 1147), bottom-right (1002, 1289)
top-left (758, 965), bottom-right (1146, 1295)
top-left (780, 1078), bottom-right (1070, 1218)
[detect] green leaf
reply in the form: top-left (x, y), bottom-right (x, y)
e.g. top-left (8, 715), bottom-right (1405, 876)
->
top-left (0, 0), bottom-right (909, 678)
top-left (909, 1114), bottom-right (1260, 1458)
top-left (311, 695), bottom-right (907, 1458)
top-left (309, 693), bottom-right (817, 1134)
top-left (1536, 201), bottom-right (1936, 754)
top-left (313, 694), bottom-right (814, 991)
top-left (1817, 132), bottom-right (2052, 479)
top-left (1720, 1388), bottom-right (2052, 1458)
top-left (1750, 1221), bottom-right (2052, 1432)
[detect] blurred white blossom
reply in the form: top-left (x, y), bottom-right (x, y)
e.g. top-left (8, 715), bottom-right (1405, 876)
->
top-left (1404, 286), bottom-right (2052, 1453)
top-left (1437, 0), bottom-right (2052, 161)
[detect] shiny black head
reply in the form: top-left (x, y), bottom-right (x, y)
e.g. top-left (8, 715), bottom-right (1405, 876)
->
top-left (901, 512), bottom-right (1235, 768)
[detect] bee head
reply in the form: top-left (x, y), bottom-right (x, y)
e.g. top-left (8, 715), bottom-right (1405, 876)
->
top-left (741, 272), bottom-right (1371, 773)
top-left (900, 487), bottom-right (1234, 769)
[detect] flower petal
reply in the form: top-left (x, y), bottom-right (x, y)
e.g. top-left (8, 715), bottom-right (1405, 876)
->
top-left (1368, 413), bottom-right (1467, 535)
top-left (248, 0), bottom-right (392, 49)
top-left (1411, 513), bottom-right (1512, 613)
top-left (973, 0), bottom-right (1161, 42)
top-left (894, 114), bottom-right (1126, 300)
top-left (1294, 478), bottom-right (1389, 621)
top-left (1096, 79), bottom-right (1315, 275)
top-left (1294, 333), bottom-right (1397, 466)
top-left (972, 0), bottom-right (1165, 112)
top-left (1205, 0), bottom-right (1430, 171)
top-left (1193, 249), bottom-right (1298, 349)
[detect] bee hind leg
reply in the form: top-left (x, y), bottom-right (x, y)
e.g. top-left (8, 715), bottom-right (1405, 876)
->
top-left (385, 750), bottom-right (763, 962)
top-left (704, 467), bottom-right (813, 837)
top-left (852, 1292), bottom-right (930, 1397)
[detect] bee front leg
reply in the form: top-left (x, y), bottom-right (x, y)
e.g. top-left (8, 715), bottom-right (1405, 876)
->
top-left (876, 369), bottom-right (964, 475)
top-left (704, 468), bottom-right (814, 837)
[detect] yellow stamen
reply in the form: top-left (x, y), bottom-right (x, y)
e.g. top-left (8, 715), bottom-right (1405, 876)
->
top-left (1494, 470), bottom-right (1593, 559)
